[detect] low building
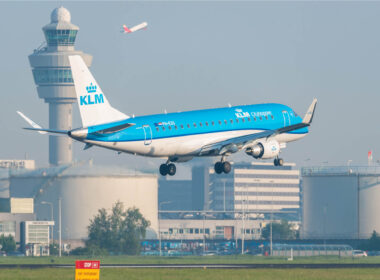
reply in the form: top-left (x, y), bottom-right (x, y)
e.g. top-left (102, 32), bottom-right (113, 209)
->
top-left (159, 219), bottom-right (265, 240)
top-left (20, 221), bottom-right (54, 256)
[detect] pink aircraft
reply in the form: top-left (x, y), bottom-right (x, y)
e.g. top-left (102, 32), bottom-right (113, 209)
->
top-left (121, 22), bottom-right (148, 34)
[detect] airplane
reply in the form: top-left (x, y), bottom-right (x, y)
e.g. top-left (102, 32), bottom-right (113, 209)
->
top-left (121, 22), bottom-right (148, 34)
top-left (19, 55), bottom-right (317, 176)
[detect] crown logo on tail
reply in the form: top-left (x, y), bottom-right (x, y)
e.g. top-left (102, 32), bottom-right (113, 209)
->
top-left (86, 83), bottom-right (97, 93)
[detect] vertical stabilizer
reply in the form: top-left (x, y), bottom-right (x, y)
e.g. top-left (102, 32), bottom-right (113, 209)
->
top-left (69, 55), bottom-right (129, 127)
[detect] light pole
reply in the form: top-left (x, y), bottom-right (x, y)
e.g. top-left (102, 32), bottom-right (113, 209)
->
top-left (58, 197), bottom-right (62, 257)
top-left (241, 199), bottom-right (245, 255)
top-left (222, 179), bottom-right (227, 213)
top-left (41, 201), bottom-right (54, 243)
top-left (158, 201), bottom-right (172, 256)
top-left (270, 185), bottom-right (273, 256)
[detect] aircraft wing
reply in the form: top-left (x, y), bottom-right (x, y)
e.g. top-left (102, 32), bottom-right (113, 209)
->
top-left (198, 98), bottom-right (317, 156)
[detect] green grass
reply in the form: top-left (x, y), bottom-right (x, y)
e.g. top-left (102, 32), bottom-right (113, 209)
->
top-left (1, 268), bottom-right (380, 280)
top-left (1, 255), bottom-right (380, 265)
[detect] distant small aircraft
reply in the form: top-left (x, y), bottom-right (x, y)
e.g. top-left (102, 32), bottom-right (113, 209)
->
top-left (121, 22), bottom-right (148, 34)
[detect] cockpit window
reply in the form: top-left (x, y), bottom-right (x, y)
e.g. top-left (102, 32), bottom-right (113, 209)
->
top-left (293, 111), bottom-right (298, 117)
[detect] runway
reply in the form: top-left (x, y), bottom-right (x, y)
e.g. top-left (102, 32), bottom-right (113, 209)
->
top-left (1, 263), bottom-right (380, 269)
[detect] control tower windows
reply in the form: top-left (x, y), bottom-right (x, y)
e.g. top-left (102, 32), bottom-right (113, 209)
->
top-left (32, 68), bottom-right (73, 84)
top-left (44, 30), bottom-right (78, 46)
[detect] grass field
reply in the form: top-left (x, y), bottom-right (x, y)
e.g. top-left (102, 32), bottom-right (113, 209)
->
top-left (1, 255), bottom-right (380, 265)
top-left (1, 268), bottom-right (380, 280)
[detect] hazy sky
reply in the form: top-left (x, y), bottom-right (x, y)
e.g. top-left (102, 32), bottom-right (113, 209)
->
top-left (1, 1), bottom-right (380, 172)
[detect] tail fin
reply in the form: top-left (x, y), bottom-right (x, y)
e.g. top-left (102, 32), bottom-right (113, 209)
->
top-left (122, 25), bottom-right (131, 33)
top-left (69, 55), bottom-right (129, 127)
top-left (302, 98), bottom-right (317, 124)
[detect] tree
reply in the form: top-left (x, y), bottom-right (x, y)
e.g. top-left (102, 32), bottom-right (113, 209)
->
top-left (360, 231), bottom-right (380, 251)
top-left (0, 234), bottom-right (16, 253)
top-left (86, 201), bottom-right (150, 255)
top-left (261, 220), bottom-right (298, 240)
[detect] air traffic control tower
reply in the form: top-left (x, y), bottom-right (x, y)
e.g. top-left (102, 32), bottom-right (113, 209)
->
top-left (29, 7), bottom-right (92, 165)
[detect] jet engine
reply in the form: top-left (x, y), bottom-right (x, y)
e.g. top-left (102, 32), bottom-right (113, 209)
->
top-left (245, 140), bottom-right (280, 159)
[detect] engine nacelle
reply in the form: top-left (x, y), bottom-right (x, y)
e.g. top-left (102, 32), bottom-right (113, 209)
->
top-left (245, 140), bottom-right (280, 159)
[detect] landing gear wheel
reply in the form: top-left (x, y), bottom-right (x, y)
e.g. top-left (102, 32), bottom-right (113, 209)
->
top-left (222, 161), bottom-right (231, 174)
top-left (167, 163), bottom-right (176, 176)
top-left (159, 164), bottom-right (168, 176)
top-left (274, 158), bottom-right (284, 166)
top-left (214, 162), bottom-right (223, 174)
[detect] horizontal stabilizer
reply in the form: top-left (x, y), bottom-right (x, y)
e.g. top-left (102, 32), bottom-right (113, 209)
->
top-left (17, 111), bottom-right (47, 135)
top-left (23, 127), bottom-right (68, 135)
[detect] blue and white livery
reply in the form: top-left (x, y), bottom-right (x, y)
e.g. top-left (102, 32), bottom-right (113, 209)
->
top-left (19, 55), bottom-right (317, 176)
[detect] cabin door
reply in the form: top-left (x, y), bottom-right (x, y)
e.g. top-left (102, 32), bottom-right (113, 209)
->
top-left (143, 125), bottom-right (152, 145)
top-left (282, 111), bottom-right (291, 127)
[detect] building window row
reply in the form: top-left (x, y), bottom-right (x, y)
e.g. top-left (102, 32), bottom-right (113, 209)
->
top-left (240, 228), bottom-right (261, 235)
top-left (33, 68), bottom-right (73, 84)
top-left (44, 29), bottom-right (77, 46)
top-left (0, 221), bottom-right (16, 233)
top-left (168, 228), bottom-right (210, 235)
top-left (235, 200), bottom-right (299, 205)
top-left (235, 174), bottom-right (299, 179)
top-left (235, 183), bottom-right (299, 188)
top-left (235, 191), bottom-right (300, 197)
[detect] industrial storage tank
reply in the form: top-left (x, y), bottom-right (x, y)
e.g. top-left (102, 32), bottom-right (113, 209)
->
top-left (301, 166), bottom-right (380, 239)
top-left (9, 163), bottom-right (158, 244)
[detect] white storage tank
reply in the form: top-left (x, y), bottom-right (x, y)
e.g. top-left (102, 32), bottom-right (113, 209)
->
top-left (301, 166), bottom-right (380, 239)
top-left (9, 164), bottom-right (158, 242)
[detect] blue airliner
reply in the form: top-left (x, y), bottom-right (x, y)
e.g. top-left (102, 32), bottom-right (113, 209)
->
top-left (19, 55), bottom-right (317, 176)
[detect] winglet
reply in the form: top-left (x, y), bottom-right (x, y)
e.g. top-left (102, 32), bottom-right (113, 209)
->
top-left (302, 98), bottom-right (317, 124)
top-left (17, 111), bottom-right (47, 135)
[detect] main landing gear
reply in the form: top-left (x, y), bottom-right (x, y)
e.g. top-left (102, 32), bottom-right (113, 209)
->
top-left (274, 157), bottom-right (284, 166)
top-left (214, 160), bottom-right (232, 174)
top-left (159, 162), bottom-right (176, 176)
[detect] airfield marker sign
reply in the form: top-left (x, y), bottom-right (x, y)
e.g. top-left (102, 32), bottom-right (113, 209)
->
top-left (75, 260), bottom-right (100, 280)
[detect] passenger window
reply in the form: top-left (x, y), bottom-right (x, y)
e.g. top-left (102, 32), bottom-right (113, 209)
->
top-left (212, 121), bottom-right (215, 125)
top-left (236, 119), bottom-right (239, 123)
top-left (175, 125), bottom-right (178, 129)
top-left (259, 116), bottom-right (262, 120)
top-left (156, 127), bottom-right (159, 132)
top-left (205, 122), bottom-right (209, 126)
top-left (169, 126), bottom-right (172, 130)
top-left (162, 127), bottom-right (165, 131)
top-left (181, 124), bottom-right (184, 129)
top-left (224, 120), bottom-right (227, 124)
top-left (265, 116), bottom-right (268, 120)
top-left (254, 117), bottom-right (257, 121)
top-left (199, 122), bottom-right (202, 127)
top-left (248, 117), bottom-right (251, 122)
top-left (193, 123), bottom-right (197, 127)
top-left (187, 124), bottom-right (190, 128)
top-left (230, 119), bottom-right (233, 124)
top-left (242, 118), bottom-right (245, 123)
top-left (271, 115), bottom-right (274, 120)
top-left (218, 120), bottom-right (222, 125)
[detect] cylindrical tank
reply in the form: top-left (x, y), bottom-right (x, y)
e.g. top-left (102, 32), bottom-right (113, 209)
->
top-left (9, 165), bottom-right (158, 242)
top-left (302, 166), bottom-right (380, 239)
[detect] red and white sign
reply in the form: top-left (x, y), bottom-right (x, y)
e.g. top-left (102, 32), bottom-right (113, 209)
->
top-left (75, 260), bottom-right (100, 280)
